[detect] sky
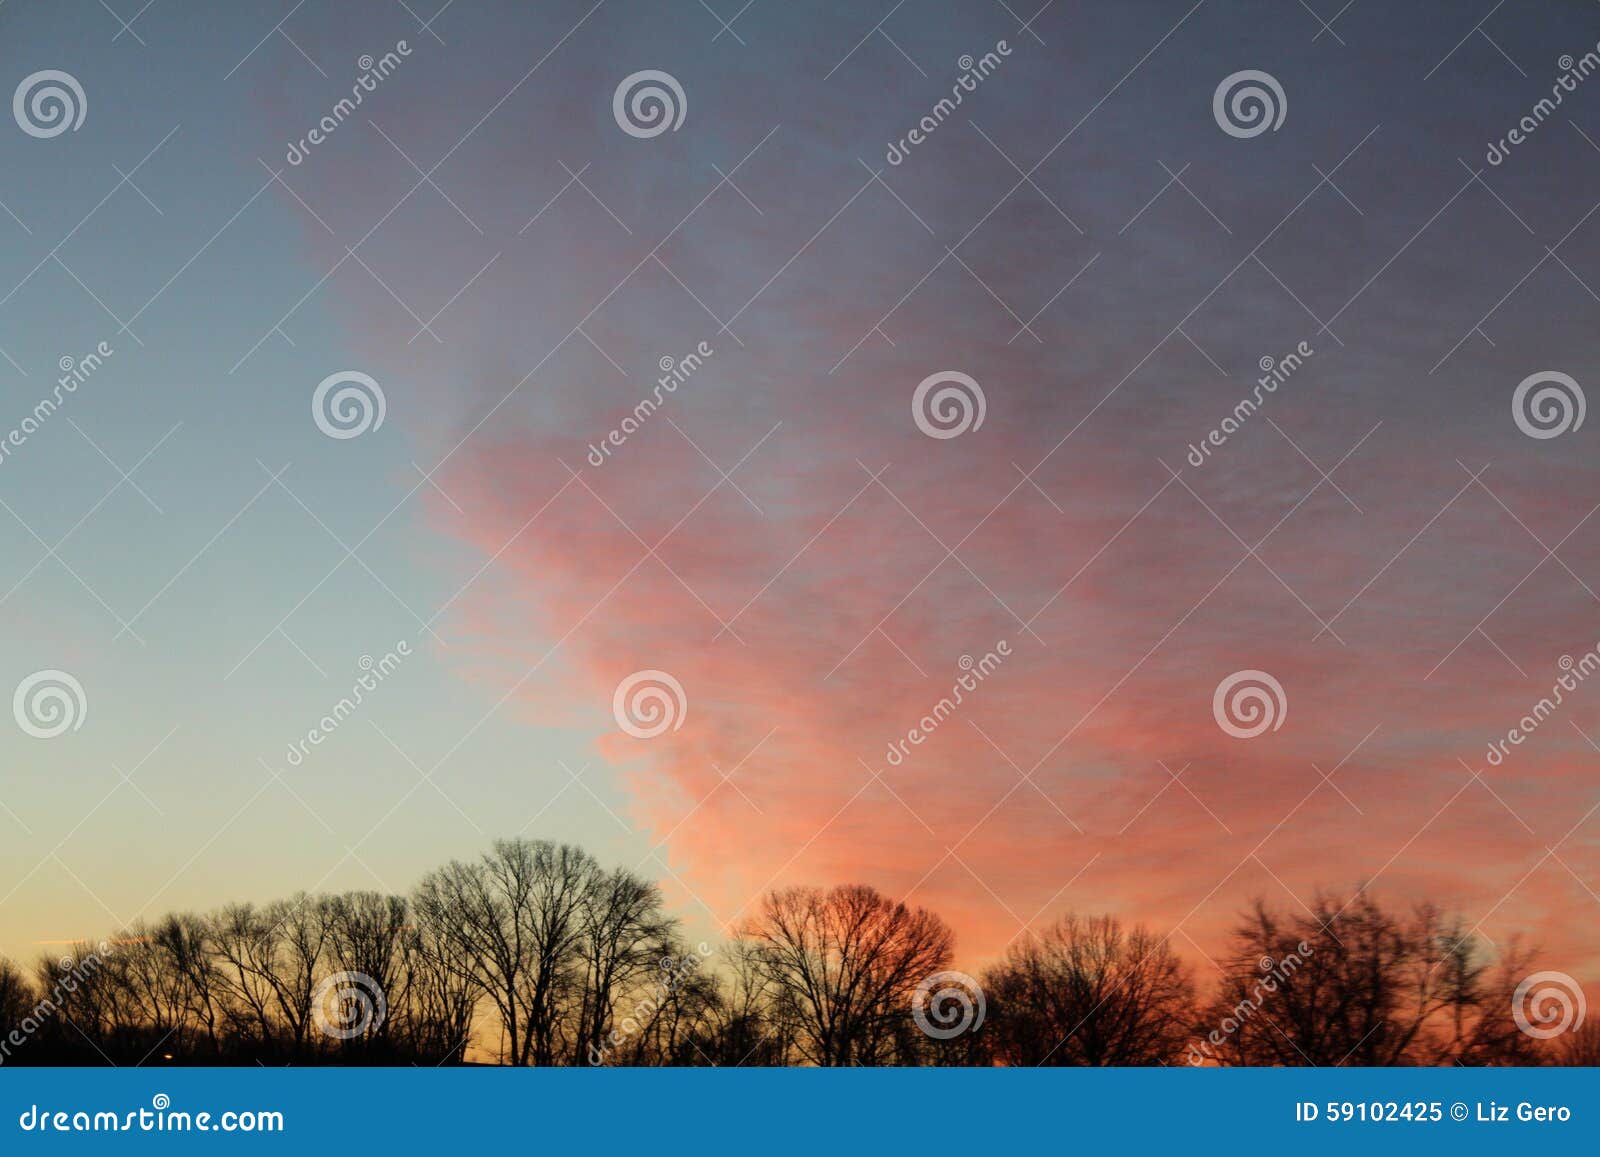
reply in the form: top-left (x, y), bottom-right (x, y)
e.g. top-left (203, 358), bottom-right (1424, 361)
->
top-left (1, 0), bottom-right (1598, 1006)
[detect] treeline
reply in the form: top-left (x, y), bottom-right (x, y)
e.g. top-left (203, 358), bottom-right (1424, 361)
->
top-left (0, 838), bottom-right (1593, 1066)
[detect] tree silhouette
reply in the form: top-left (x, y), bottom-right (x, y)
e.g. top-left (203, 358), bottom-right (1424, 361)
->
top-left (0, 843), bottom-right (1588, 1068)
top-left (732, 883), bottom-right (953, 1066)
top-left (982, 914), bottom-right (1194, 1065)
top-left (1196, 891), bottom-right (1537, 1066)
top-left (574, 866), bottom-right (675, 1064)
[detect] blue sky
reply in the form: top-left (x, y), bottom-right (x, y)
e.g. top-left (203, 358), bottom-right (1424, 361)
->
top-left (0, 0), bottom-right (657, 960)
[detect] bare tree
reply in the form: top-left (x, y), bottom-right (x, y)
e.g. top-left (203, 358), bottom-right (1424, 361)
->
top-left (323, 892), bottom-right (408, 1053)
top-left (152, 915), bottom-right (224, 1058)
top-left (704, 937), bottom-right (794, 1066)
top-left (1199, 892), bottom-right (1538, 1066)
top-left (983, 913), bottom-right (1193, 1065)
top-left (29, 941), bottom-right (128, 1062)
top-left (269, 895), bottom-right (333, 1053)
top-left (734, 884), bottom-right (953, 1065)
top-left (413, 839), bottom-right (597, 1065)
top-left (574, 866), bottom-right (674, 1064)
top-left (404, 920), bottom-right (478, 1063)
top-left (0, 957), bottom-right (38, 1062)
top-left (207, 896), bottom-right (331, 1058)
top-left (617, 936), bottom-right (795, 1067)
top-left (600, 942), bottom-right (721, 1065)
top-left (208, 903), bottom-right (284, 1053)
top-left (116, 920), bottom-right (201, 1059)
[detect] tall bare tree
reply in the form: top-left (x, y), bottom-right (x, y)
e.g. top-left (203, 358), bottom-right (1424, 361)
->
top-left (983, 913), bottom-right (1193, 1065)
top-left (404, 920), bottom-right (479, 1063)
top-left (323, 892), bottom-right (408, 1052)
top-left (152, 914), bottom-right (224, 1058)
top-left (207, 896), bottom-right (331, 1057)
top-left (574, 866), bottom-right (674, 1063)
top-left (734, 884), bottom-right (953, 1065)
top-left (413, 839), bottom-right (598, 1065)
